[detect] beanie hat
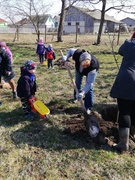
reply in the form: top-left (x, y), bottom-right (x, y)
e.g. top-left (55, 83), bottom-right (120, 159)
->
top-left (48, 44), bottom-right (53, 51)
top-left (79, 52), bottom-right (91, 63)
top-left (25, 60), bottom-right (37, 70)
top-left (39, 37), bottom-right (44, 43)
top-left (0, 41), bottom-right (6, 47)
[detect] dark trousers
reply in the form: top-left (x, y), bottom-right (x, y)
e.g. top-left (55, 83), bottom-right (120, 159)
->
top-left (47, 59), bottom-right (53, 68)
top-left (39, 54), bottom-right (44, 63)
top-left (20, 97), bottom-right (31, 116)
top-left (117, 98), bottom-right (135, 128)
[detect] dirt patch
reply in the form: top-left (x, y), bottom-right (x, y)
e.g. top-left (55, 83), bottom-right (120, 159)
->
top-left (62, 106), bottom-right (135, 152)
top-left (54, 59), bottom-right (135, 152)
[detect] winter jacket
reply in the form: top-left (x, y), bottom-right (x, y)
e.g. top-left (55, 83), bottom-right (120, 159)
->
top-left (0, 47), bottom-right (12, 76)
top-left (110, 39), bottom-right (135, 100)
top-left (17, 67), bottom-right (37, 99)
top-left (45, 48), bottom-right (56, 60)
top-left (73, 49), bottom-right (99, 76)
top-left (36, 43), bottom-right (46, 55)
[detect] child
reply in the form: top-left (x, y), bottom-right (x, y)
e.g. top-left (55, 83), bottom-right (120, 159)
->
top-left (0, 41), bottom-right (13, 63)
top-left (45, 44), bottom-right (56, 69)
top-left (17, 60), bottom-right (37, 120)
top-left (0, 42), bottom-right (17, 99)
top-left (36, 37), bottom-right (46, 64)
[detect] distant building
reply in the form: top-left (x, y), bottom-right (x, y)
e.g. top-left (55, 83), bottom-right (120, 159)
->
top-left (0, 18), bottom-right (8, 27)
top-left (121, 17), bottom-right (135, 27)
top-left (10, 15), bottom-right (55, 30)
top-left (64, 6), bottom-right (121, 34)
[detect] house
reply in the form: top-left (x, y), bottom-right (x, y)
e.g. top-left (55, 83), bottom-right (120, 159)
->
top-left (121, 17), bottom-right (135, 28)
top-left (64, 6), bottom-right (121, 34)
top-left (53, 15), bottom-right (60, 29)
top-left (0, 18), bottom-right (8, 27)
top-left (9, 15), bottom-right (55, 32)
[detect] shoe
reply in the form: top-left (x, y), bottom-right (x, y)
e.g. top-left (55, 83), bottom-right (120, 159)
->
top-left (13, 91), bottom-right (17, 99)
top-left (25, 114), bottom-right (34, 120)
top-left (70, 99), bottom-right (78, 104)
top-left (86, 108), bottom-right (91, 115)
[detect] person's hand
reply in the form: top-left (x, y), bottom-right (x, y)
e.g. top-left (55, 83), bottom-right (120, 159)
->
top-left (76, 91), bottom-right (85, 100)
top-left (29, 95), bottom-right (37, 104)
top-left (6, 71), bottom-right (11, 76)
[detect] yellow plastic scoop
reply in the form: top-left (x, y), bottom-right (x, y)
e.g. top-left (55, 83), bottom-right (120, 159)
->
top-left (33, 100), bottom-right (50, 116)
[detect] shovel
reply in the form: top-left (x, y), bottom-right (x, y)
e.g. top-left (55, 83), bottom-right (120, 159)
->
top-left (60, 50), bottom-right (100, 138)
top-left (60, 50), bottom-right (85, 110)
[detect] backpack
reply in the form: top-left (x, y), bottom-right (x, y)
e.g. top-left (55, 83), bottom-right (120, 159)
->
top-left (46, 50), bottom-right (54, 59)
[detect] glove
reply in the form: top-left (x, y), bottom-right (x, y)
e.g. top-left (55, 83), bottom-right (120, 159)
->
top-left (29, 95), bottom-right (37, 105)
top-left (62, 55), bottom-right (67, 62)
top-left (76, 91), bottom-right (85, 100)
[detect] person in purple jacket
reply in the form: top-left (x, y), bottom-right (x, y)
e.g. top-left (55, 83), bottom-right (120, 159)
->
top-left (17, 60), bottom-right (37, 120)
top-left (36, 37), bottom-right (46, 64)
top-left (110, 32), bottom-right (135, 152)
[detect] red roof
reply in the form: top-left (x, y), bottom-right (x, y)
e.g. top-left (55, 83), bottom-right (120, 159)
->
top-left (0, 18), bottom-right (7, 23)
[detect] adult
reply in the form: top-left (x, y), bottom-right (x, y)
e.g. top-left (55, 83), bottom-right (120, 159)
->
top-left (0, 43), bottom-right (17, 99)
top-left (110, 32), bottom-right (135, 152)
top-left (62, 48), bottom-right (99, 114)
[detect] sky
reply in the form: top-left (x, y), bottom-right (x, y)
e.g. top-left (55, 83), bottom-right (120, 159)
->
top-left (48, 0), bottom-right (135, 21)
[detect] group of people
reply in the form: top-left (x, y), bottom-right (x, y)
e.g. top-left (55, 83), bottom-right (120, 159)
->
top-left (36, 37), bottom-right (56, 69)
top-left (1, 32), bottom-right (135, 152)
top-left (62, 31), bottom-right (135, 152)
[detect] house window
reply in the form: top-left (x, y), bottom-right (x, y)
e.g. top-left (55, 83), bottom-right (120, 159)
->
top-left (76, 22), bottom-right (79, 26)
top-left (68, 22), bottom-right (71, 26)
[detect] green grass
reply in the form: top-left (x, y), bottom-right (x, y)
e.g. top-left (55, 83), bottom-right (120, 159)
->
top-left (0, 33), bottom-right (135, 179)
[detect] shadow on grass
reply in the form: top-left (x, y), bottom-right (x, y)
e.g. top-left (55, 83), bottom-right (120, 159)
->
top-left (10, 119), bottom-right (114, 152)
top-left (0, 106), bottom-right (52, 127)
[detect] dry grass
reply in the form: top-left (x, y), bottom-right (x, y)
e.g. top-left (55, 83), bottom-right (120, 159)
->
top-left (0, 33), bottom-right (135, 180)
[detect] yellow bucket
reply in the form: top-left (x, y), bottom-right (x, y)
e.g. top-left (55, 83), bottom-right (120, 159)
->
top-left (44, 61), bottom-right (48, 66)
top-left (33, 100), bottom-right (50, 115)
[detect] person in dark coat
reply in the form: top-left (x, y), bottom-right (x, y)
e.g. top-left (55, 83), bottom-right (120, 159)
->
top-left (17, 60), bottom-right (37, 120)
top-left (0, 44), bottom-right (17, 99)
top-left (62, 48), bottom-right (99, 115)
top-left (110, 32), bottom-right (135, 152)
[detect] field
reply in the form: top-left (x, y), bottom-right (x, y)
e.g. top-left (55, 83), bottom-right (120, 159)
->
top-left (0, 33), bottom-right (135, 180)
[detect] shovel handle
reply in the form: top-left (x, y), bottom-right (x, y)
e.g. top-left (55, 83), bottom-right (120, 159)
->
top-left (60, 50), bottom-right (84, 110)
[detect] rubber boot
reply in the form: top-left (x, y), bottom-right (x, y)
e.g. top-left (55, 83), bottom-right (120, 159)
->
top-left (113, 128), bottom-right (129, 152)
top-left (130, 126), bottom-right (135, 139)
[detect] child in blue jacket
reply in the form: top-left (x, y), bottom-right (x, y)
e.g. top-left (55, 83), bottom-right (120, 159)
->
top-left (36, 37), bottom-right (46, 64)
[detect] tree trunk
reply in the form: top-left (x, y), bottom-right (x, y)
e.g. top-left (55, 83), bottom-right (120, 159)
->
top-left (96, 0), bottom-right (106, 45)
top-left (57, 0), bottom-right (66, 42)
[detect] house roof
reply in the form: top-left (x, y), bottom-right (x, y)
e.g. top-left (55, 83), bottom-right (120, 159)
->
top-left (70, 6), bottom-right (121, 24)
top-left (15, 14), bottom-right (52, 26)
top-left (0, 18), bottom-right (7, 23)
top-left (120, 17), bottom-right (135, 22)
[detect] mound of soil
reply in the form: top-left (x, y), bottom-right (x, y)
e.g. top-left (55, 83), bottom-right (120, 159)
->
top-left (62, 106), bottom-right (135, 152)
top-left (54, 58), bottom-right (135, 152)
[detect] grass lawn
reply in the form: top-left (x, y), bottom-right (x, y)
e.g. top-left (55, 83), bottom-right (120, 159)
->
top-left (0, 33), bottom-right (135, 180)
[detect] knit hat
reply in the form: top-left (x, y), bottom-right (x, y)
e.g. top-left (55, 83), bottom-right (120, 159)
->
top-left (0, 41), bottom-right (6, 47)
top-left (39, 37), bottom-right (44, 43)
top-left (25, 60), bottom-right (37, 70)
top-left (79, 52), bottom-right (91, 63)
